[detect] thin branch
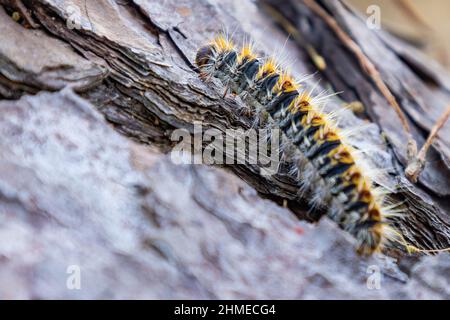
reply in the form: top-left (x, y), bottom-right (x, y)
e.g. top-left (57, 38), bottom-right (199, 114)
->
top-left (405, 105), bottom-right (450, 182)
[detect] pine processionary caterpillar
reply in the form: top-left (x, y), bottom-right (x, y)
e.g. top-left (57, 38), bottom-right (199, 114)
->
top-left (195, 34), bottom-right (402, 255)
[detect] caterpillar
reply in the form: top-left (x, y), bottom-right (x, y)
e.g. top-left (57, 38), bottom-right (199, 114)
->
top-left (195, 34), bottom-right (401, 255)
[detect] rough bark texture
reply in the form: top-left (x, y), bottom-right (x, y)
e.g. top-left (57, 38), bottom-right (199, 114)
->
top-left (0, 0), bottom-right (449, 299)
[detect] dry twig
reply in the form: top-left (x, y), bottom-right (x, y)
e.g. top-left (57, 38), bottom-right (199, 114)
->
top-left (405, 105), bottom-right (450, 182)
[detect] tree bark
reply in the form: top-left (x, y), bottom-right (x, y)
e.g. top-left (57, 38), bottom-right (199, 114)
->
top-left (0, 0), bottom-right (449, 299)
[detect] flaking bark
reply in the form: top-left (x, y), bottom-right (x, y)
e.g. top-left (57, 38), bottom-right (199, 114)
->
top-left (0, 0), bottom-right (450, 298)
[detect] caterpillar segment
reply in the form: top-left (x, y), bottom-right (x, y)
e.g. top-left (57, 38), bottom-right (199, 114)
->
top-left (196, 35), bottom-right (395, 255)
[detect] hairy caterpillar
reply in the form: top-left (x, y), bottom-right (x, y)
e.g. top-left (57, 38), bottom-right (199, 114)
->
top-left (195, 34), bottom-right (401, 255)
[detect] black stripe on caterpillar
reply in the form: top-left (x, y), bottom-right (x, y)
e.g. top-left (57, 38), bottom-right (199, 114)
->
top-left (195, 35), bottom-right (401, 255)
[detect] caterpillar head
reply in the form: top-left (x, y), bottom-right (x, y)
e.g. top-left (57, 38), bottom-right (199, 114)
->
top-left (195, 44), bottom-right (238, 77)
top-left (196, 45), bottom-right (215, 70)
top-left (196, 35), bottom-right (236, 71)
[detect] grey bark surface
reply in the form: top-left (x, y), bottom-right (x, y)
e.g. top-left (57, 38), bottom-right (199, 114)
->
top-left (0, 0), bottom-right (449, 299)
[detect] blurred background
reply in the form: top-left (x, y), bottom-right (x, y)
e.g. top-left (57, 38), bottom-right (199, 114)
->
top-left (348, 0), bottom-right (450, 70)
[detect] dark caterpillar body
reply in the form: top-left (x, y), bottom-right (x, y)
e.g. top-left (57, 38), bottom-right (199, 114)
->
top-left (196, 35), bottom-right (398, 255)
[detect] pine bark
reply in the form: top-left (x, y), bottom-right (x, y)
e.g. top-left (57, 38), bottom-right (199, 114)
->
top-left (0, 0), bottom-right (449, 299)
